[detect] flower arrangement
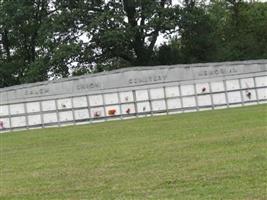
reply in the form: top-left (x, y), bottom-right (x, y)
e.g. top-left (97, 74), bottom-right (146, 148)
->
top-left (108, 109), bottom-right (116, 115)
top-left (0, 121), bottom-right (4, 129)
top-left (126, 108), bottom-right (131, 114)
top-left (94, 111), bottom-right (101, 117)
top-left (246, 91), bottom-right (252, 99)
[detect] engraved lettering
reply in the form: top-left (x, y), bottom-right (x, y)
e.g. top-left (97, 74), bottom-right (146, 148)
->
top-left (128, 74), bottom-right (168, 85)
top-left (24, 87), bottom-right (50, 97)
top-left (76, 82), bottom-right (100, 91)
top-left (198, 67), bottom-right (238, 77)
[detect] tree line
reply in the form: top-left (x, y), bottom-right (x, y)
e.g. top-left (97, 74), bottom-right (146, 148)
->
top-left (0, 0), bottom-right (266, 88)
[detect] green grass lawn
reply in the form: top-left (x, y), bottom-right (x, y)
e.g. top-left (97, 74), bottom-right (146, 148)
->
top-left (0, 105), bottom-right (267, 200)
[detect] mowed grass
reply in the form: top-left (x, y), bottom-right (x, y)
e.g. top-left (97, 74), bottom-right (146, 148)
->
top-left (0, 105), bottom-right (267, 200)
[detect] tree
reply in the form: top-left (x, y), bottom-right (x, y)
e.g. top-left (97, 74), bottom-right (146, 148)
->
top-left (0, 0), bottom-right (89, 87)
top-left (178, 0), bottom-right (217, 63)
top-left (221, 1), bottom-right (267, 60)
top-left (2, 0), bottom-right (180, 85)
top-left (155, 0), bottom-right (267, 65)
top-left (155, 37), bottom-right (182, 65)
top-left (0, 0), bottom-right (51, 87)
top-left (1, 0), bottom-right (266, 88)
top-left (84, 0), bottom-right (180, 70)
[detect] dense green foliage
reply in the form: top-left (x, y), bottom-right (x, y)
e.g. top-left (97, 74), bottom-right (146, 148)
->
top-left (156, 0), bottom-right (267, 64)
top-left (0, 0), bottom-right (266, 87)
top-left (1, 105), bottom-right (267, 199)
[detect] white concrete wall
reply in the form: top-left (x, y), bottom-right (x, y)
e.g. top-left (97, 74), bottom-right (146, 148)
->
top-left (0, 74), bottom-right (266, 131)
